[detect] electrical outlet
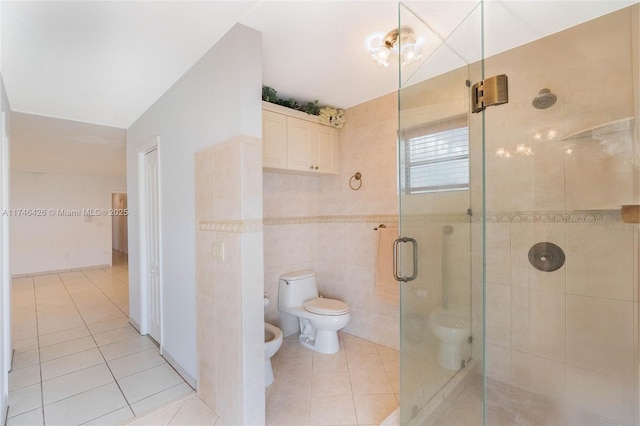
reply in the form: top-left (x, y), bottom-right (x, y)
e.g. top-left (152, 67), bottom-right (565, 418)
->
top-left (212, 242), bottom-right (225, 261)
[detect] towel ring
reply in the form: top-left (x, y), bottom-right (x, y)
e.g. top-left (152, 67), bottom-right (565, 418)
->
top-left (349, 172), bottom-right (362, 190)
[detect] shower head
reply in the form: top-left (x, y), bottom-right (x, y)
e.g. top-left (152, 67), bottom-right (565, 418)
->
top-left (532, 88), bottom-right (557, 109)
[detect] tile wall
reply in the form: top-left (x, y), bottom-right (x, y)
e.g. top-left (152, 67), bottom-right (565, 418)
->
top-left (467, 6), bottom-right (640, 423)
top-left (263, 93), bottom-right (401, 349)
top-left (195, 135), bottom-right (265, 425)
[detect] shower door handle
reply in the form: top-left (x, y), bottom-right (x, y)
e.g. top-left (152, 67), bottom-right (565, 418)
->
top-left (393, 237), bottom-right (418, 282)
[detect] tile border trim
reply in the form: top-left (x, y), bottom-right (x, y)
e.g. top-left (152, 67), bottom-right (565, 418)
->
top-left (479, 209), bottom-right (621, 223)
top-left (198, 219), bottom-right (263, 233)
top-left (262, 210), bottom-right (622, 226)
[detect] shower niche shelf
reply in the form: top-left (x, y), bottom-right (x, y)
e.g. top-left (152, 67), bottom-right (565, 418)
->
top-left (561, 117), bottom-right (634, 141)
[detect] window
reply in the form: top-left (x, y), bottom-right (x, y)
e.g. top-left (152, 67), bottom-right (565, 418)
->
top-left (403, 115), bottom-right (469, 194)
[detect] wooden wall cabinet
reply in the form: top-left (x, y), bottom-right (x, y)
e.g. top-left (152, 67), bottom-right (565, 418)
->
top-left (262, 101), bottom-right (338, 175)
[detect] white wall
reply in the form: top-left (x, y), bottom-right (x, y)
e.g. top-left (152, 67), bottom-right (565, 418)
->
top-left (10, 172), bottom-right (125, 275)
top-left (126, 24), bottom-right (262, 386)
top-left (0, 74), bottom-right (11, 426)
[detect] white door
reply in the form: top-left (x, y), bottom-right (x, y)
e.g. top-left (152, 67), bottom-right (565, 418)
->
top-left (144, 148), bottom-right (161, 342)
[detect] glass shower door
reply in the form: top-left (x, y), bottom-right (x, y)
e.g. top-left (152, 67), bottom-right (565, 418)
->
top-left (397, 2), bottom-right (484, 424)
top-left (398, 2), bottom-right (640, 425)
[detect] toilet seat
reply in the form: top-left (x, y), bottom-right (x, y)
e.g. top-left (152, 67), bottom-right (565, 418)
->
top-left (304, 298), bottom-right (349, 315)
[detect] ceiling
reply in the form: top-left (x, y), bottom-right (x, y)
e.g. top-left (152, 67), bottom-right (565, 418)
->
top-left (10, 112), bottom-right (126, 177)
top-left (2, 0), bottom-right (637, 177)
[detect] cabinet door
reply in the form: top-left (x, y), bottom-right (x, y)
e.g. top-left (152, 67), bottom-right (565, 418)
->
top-left (286, 117), bottom-right (316, 172)
top-left (262, 110), bottom-right (287, 169)
top-left (316, 125), bottom-right (338, 174)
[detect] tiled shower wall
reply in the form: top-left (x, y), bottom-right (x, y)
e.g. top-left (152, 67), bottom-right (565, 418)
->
top-left (468, 6), bottom-right (640, 424)
top-left (263, 93), bottom-right (401, 349)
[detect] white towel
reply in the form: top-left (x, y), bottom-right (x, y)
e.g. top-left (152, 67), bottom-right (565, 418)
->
top-left (374, 227), bottom-right (399, 305)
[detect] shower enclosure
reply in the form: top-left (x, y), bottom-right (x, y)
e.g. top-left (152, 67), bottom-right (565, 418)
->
top-left (397, 1), bottom-right (640, 424)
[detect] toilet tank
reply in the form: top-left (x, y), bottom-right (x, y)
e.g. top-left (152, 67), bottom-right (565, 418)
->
top-left (278, 270), bottom-right (318, 309)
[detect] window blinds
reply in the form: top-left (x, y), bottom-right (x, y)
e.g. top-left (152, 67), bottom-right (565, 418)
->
top-left (403, 115), bottom-right (469, 194)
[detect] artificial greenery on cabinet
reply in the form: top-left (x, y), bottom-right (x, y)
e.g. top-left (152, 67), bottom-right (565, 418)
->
top-left (262, 85), bottom-right (345, 128)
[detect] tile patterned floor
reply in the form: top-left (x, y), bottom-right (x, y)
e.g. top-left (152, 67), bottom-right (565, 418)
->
top-left (266, 332), bottom-right (400, 426)
top-left (7, 254), bottom-right (195, 426)
top-left (126, 331), bottom-right (400, 426)
top-left (124, 394), bottom-right (222, 426)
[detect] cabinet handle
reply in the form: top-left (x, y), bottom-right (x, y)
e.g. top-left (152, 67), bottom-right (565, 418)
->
top-left (315, 166), bottom-right (318, 170)
top-left (309, 166), bottom-right (314, 169)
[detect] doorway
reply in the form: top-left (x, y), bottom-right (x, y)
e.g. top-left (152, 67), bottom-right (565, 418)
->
top-left (139, 143), bottom-right (162, 345)
top-left (111, 192), bottom-right (128, 267)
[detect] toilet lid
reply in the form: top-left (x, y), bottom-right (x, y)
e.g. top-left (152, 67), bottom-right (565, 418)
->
top-left (304, 298), bottom-right (349, 315)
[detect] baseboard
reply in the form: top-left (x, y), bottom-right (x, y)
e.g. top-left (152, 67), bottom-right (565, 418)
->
top-left (162, 348), bottom-right (197, 389)
top-left (3, 399), bottom-right (8, 426)
top-left (128, 318), bottom-right (141, 333)
top-left (125, 320), bottom-right (196, 389)
top-left (12, 263), bottom-right (112, 278)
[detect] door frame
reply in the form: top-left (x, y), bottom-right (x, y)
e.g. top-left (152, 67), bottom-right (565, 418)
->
top-left (137, 137), bottom-right (163, 350)
top-left (0, 111), bottom-right (10, 421)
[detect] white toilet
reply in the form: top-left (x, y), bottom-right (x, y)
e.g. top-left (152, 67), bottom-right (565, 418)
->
top-left (264, 322), bottom-right (283, 386)
top-left (428, 308), bottom-right (471, 370)
top-left (278, 270), bottom-right (350, 354)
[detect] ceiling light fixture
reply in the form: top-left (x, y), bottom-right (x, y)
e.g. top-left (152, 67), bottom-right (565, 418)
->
top-left (365, 27), bottom-right (422, 67)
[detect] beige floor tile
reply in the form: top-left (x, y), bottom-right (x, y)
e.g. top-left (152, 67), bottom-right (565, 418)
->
top-left (41, 348), bottom-right (105, 381)
top-left (38, 326), bottom-right (91, 348)
top-left (42, 363), bottom-right (114, 405)
top-left (93, 325), bottom-right (140, 347)
top-left (87, 317), bottom-right (131, 334)
top-left (129, 383), bottom-right (195, 416)
top-left (73, 297), bottom-right (113, 310)
top-left (82, 406), bottom-right (135, 425)
top-left (349, 370), bottom-right (393, 395)
top-left (313, 350), bottom-right (348, 374)
top-left (9, 260), bottom-right (202, 426)
top-left (353, 394), bottom-right (399, 425)
top-left (12, 337), bottom-right (39, 353)
top-left (346, 353), bottom-right (384, 375)
top-left (8, 383), bottom-right (42, 418)
top-left (270, 373), bottom-right (312, 397)
top-left (43, 382), bottom-right (128, 425)
top-left (6, 407), bottom-right (43, 426)
top-left (277, 351), bottom-right (313, 375)
top-left (311, 373), bottom-right (352, 396)
top-left (267, 393), bottom-right (310, 425)
top-left (343, 334), bottom-right (378, 355)
top-left (107, 347), bottom-right (166, 380)
top-left (81, 308), bottom-right (127, 325)
top-left (99, 335), bottom-right (157, 361)
top-left (40, 335), bottom-right (97, 362)
top-left (12, 327), bottom-right (37, 341)
top-left (118, 363), bottom-right (186, 403)
top-left (11, 348), bottom-right (40, 369)
top-left (9, 365), bottom-right (41, 391)
top-left (126, 402), bottom-right (182, 426)
top-left (168, 397), bottom-right (218, 425)
top-left (310, 395), bottom-right (357, 425)
top-left (37, 316), bottom-right (86, 336)
top-left (375, 344), bottom-right (397, 354)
